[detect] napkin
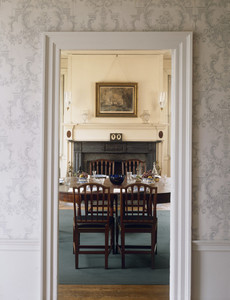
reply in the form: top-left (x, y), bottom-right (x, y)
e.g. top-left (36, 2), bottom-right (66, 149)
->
top-left (113, 188), bottom-right (125, 193)
top-left (113, 187), bottom-right (145, 193)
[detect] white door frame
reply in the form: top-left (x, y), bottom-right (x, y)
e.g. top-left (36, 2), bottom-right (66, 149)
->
top-left (41, 32), bottom-right (193, 300)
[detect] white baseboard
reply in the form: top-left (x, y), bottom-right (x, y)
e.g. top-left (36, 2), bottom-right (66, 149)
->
top-left (192, 240), bottom-right (230, 300)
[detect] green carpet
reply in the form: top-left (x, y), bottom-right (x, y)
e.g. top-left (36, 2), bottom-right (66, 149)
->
top-left (58, 209), bottom-right (170, 285)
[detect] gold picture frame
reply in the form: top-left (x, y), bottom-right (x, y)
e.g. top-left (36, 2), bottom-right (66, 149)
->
top-left (96, 82), bottom-right (138, 117)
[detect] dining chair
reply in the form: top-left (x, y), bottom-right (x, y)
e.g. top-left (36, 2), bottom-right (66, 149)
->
top-left (121, 159), bottom-right (146, 175)
top-left (73, 183), bottom-right (114, 269)
top-left (89, 159), bottom-right (115, 175)
top-left (116, 183), bottom-right (158, 268)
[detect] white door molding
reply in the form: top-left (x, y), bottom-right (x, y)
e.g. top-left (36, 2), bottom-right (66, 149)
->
top-left (41, 32), bottom-right (193, 300)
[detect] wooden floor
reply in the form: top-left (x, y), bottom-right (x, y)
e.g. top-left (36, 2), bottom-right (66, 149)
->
top-left (58, 285), bottom-right (169, 300)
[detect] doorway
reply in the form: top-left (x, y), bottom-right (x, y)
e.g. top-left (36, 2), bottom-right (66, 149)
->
top-left (58, 49), bottom-right (171, 285)
top-left (41, 32), bottom-right (192, 300)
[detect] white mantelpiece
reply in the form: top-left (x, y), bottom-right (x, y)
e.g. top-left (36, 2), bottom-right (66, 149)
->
top-left (70, 122), bottom-right (168, 141)
top-left (73, 122), bottom-right (168, 130)
top-left (61, 122), bottom-right (169, 141)
top-left (60, 122), bottom-right (170, 177)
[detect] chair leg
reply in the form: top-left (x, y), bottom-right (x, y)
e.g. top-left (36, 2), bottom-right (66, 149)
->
top-left (75, 231), bottom-right (80, 269)
top-left (151, 229), bottom-right (156, 269)
top-left (73, 226), bottom-right (75, 254)
top-left (105, 226), bottom-right (109, 269)
top-left (121, 228), bottom-right (125, 268)
top-left (116, 222), bottom-right (119, 254)
top-left (111, 222), bottom-right (115, 254)
top-left (155, 223), bottom-right (158, 255)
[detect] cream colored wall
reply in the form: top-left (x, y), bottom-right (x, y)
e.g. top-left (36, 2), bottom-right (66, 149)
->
top-left (69, 54), bottom-right (164, 124)
top-left (61, 53), bottom-right (170, 177)
top-left (163, 58), bottom-right (171, 177)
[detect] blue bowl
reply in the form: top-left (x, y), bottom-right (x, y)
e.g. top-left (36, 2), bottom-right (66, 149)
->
top-left (109, 174), bottom-right (125, 185)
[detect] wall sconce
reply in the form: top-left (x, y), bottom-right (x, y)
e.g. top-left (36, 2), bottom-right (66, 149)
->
top-left (64, 91), bottom-right (72, 111)
top-left (159, 92), bottom-right (167, 110)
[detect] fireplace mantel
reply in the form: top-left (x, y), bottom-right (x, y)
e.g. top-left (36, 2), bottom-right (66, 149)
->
top-left (73, 123), bottom-right (168, 130)
top-left (63, 123), bottom-right (168, 143)
top-left (72, 140), bottom-right (161, 174)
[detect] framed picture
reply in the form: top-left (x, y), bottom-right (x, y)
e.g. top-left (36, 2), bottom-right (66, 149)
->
top-left (96, 82), bottom-right (138, 117)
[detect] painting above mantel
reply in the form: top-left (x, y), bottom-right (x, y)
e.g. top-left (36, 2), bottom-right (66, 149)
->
top-left (96, 82), bottom-right (138, 117)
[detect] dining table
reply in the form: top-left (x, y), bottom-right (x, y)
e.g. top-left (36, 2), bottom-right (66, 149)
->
top-left (59, 176), bottom-right (171, 204)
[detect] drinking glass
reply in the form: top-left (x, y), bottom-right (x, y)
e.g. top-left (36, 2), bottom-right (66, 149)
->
top-left (127, 172), bottom-right (132, 183)
top-left (92, 171), bottom-right (96, 179)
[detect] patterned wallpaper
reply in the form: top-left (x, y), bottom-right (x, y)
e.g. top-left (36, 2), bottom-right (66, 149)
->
top-left (0, 0), bottom-right (229, 240)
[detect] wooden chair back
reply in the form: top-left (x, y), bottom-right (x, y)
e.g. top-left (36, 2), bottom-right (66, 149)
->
top-left (89, 159), bottom-right (115, 175)
top-left (73, 183), bottom-right (111, 224)
top-left (120, 183), bottom-right (157, 224)
top-left (121, 159), bottom-right (146, 175)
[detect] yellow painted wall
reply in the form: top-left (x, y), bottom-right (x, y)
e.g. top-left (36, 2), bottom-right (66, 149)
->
top-left (68, 54), bottom-right (164, 124)
top-left (61, 53), bottom-right (170, 177)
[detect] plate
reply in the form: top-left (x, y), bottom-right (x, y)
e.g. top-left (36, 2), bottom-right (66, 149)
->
top-left (94, 174), bottom-right (107, 178)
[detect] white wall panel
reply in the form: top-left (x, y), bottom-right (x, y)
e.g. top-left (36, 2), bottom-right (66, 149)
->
top-left (0, 241), bottom-right (40, 300)
top-left (192, 241), bottom-right (230, 300)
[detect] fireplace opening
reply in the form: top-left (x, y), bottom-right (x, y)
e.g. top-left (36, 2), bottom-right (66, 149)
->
top-left (72, 141), bottom-right (160, 175)
top-left (85, 154), bottom-right (147, 175)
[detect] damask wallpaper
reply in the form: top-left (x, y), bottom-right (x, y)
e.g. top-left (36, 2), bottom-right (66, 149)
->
top-left (0, 0), bottom-right (229, 241)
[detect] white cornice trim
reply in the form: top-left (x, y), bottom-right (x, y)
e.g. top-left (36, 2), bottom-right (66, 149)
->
top-left (0, 239), bottom-right (40, 251)
top-left (192, 240), bottom-right (230, 252)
